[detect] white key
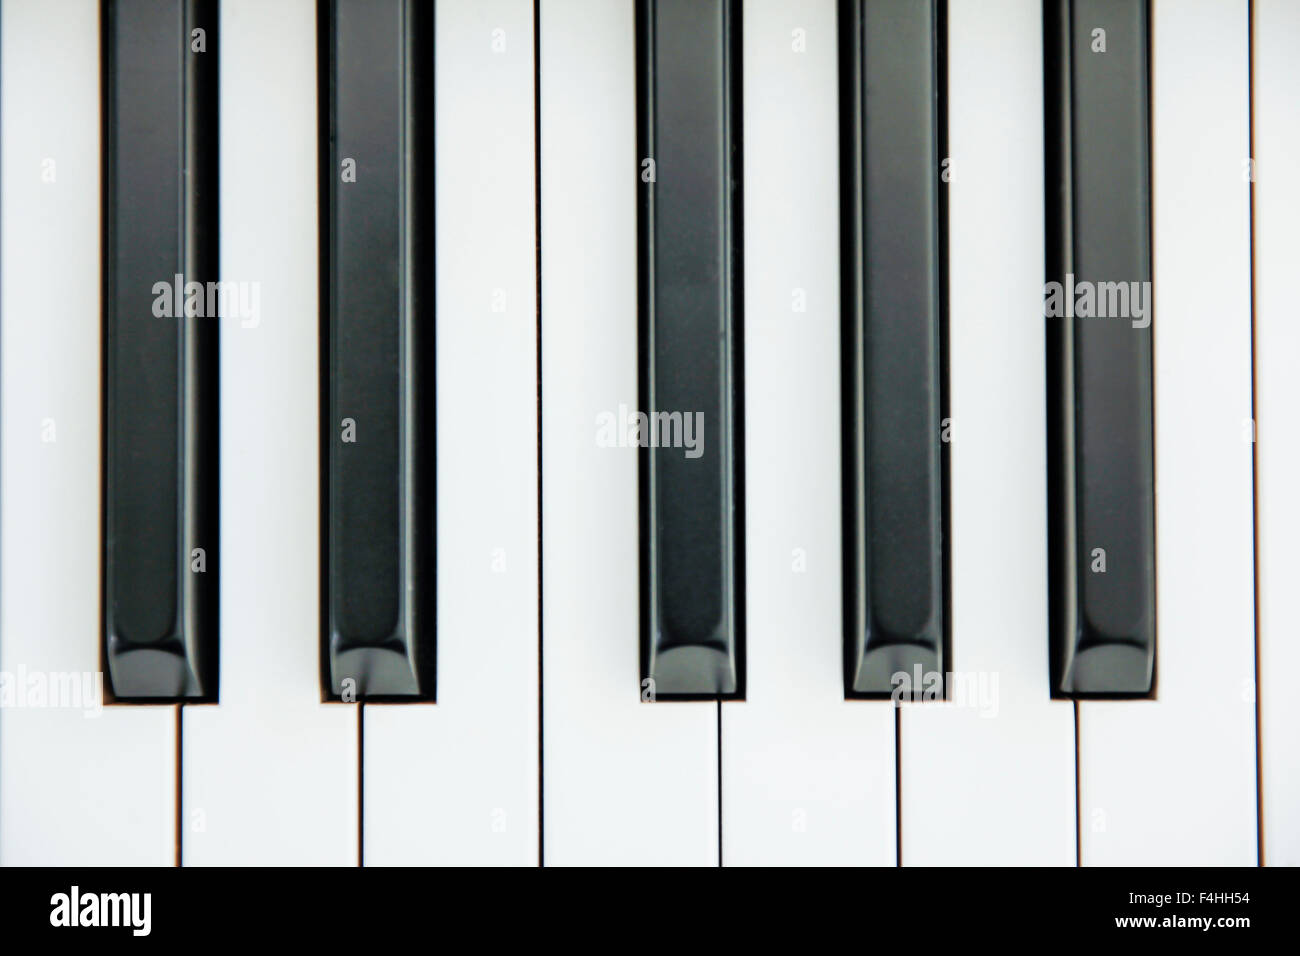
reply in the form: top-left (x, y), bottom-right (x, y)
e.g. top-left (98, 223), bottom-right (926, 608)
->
top-left (0, 0), bottom-right (176, 865)
top-left (363, 0), bottom-right (539, 865)
top-left (900, 0), bottom-right (1075, 866)
top-left (1252, 0), bottom-right (1300, 868)
top-left (720, 0), bottom-right (894, 867)
top-left (1078, 0), bottom-right (1257, 865)
top-left (539, 0), bottom-right (717, 866)
top-left (180, 0), bottom-right (358, 865)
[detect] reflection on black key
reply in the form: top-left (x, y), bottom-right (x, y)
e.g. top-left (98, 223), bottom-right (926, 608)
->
top-left (103, 0), bottom-right (219, 700)
top-left (637, 0), bottom-right (744, 700)
top-left (840, 0), bottom-right (947, 697)
top-left (1044, 0), bottom-right (1155, 696)
top-left (320, 0), bottom-right (435, 700)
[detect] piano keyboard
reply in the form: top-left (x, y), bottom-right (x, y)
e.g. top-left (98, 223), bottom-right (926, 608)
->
top-left (0, 0), bottom-right (1294, 867)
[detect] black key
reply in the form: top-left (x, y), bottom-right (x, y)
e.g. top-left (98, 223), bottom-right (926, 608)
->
top-left (1044, 0), bottom-right (1155, 696)
top-left (320, 0), bottom-right (435, 700)
top-left (637, 0), bottom-right (744, 700)
top-left (103, 0), bottom-right (219, 700)
top-left (840, 0), bottom-right (947, 697)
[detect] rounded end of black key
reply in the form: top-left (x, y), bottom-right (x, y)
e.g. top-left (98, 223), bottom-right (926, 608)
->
top-left (848, 639), bottom-right (942, 700)
top-left (644, 640), bottom-right (740, 701)
top-left (329, 631), bottom-right (433, 701)
top-left (1055, 632), bottom-right (1153, 698)
top-left (1052, 589), bottom-right (1155, 698)
top-left (105, 632), bottom-right (214, 701)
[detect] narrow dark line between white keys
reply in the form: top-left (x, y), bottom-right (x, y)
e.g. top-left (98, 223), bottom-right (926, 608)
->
top-left (1073, 700), bottom-right (1081, 867)
top-left (894, 706), bottom-right (902, 867)
top-left (533, 0), bottom-right (545, 870)
top-left (716, 701), bottom-right (723, 867)
top-left (1247, 0), bottom-right (1265, 869)
top-left (358, 701), bottom-right (364, 867)
top-left (175, 704), bottom-right (183, 866)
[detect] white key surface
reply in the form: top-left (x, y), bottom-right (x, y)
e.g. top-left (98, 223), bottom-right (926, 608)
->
top-left (540, 0), bottom-right (718, 866)
top-left (363, 0), bottom-right (540, 866)
top-left (900, 0), bottom-right (1076, 866)
top-left (1252, 0), bottom-right (1300, 869)
top-left (180, 0), bottom-right (359, 866)
top-left (0, 0), bottom-right (177, 866)
top-left (720, 0), bottom-right (895, 867)
top-left (1077, 0), bottom-right (1257, 866)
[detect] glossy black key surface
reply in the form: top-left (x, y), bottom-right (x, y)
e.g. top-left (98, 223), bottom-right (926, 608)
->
top-left (320, 0), bottom-right (435, 699)
top-left (637, 0), bottom-right (744, 700)
top-left (103, 0), bottom-right (219, 700)
top-left (1044, 0), bottom-right (1155, 696)
top-left (840, 0), bottom-right (947, 697)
